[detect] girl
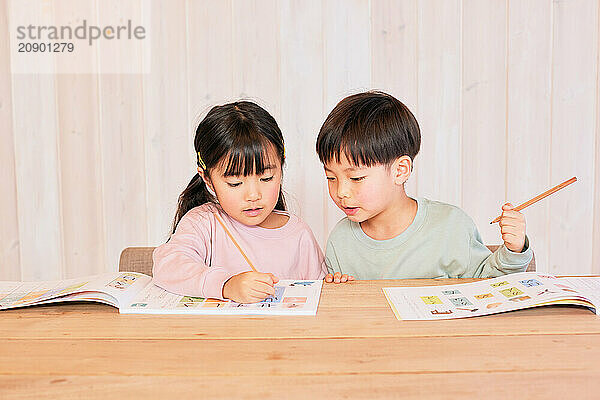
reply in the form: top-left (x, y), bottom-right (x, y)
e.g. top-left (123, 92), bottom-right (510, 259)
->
top-left (152, 101), bottom-right (326, 303)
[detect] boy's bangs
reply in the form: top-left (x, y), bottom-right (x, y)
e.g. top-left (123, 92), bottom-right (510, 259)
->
top-left (318, 133), bottom-right (383, 168)
top-left (222, 139), bottom-right (277, 177)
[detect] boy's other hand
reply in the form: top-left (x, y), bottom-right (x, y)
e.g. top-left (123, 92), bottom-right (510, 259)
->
top-left (499, 202), bottom-right (526, 253)
top-left (222, 271), bottom-right (278, 303)
top-left (324, 272), bottom-right (355, 284)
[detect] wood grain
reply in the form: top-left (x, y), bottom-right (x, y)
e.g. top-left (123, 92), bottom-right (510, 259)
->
top-left (416, 0), bottom-right (461, 206)
top-left (1, 280), bottom-right (599, 341)
top-left (461, 0), bottom-right (507, 244)
top-left (1, 278), bottom-right (599, 398)
top-left (8, 0), bottom-right (63, 281)
top-left (506, 0), bottom-right (552, 272)
top-left (3, 371), bottom-right (599, 400)
top-left (549, 0), bottom-right (598, 275)
top-left (2, 335), bottom-right (599, 376)
top-left (0, 0), bottom-right (20, 280)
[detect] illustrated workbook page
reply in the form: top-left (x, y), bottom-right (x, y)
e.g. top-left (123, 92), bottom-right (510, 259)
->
top-left (557, 276), bottom-right (600, 307)
top-left (382, 272), bottom-right (599, 320)
top-left (121, 279), bottom-right (323, 315)
top-left (0, 272), bottom-right (151, 310)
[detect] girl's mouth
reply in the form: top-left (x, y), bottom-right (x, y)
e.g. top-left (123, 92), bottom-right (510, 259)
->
top-left (243, 207), bottom-right (263, 217)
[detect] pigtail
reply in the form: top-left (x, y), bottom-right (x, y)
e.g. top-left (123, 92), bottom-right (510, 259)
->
top-left (171, 174), bottom-right (214, 234)
top-left (275, 188), bottom-right (286, 211)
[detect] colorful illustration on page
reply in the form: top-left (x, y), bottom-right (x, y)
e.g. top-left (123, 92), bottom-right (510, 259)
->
top-left (58, 282), bottom-right (88, 295)
top-left (177, 296), bottom-right (205, 308)
top-left (442, 290), bottom-right (461, 295)
top-left (421, 296), bottom-right (443, 305)
top-left (259, 286), bottom-right (285, 304)
top-left (519, 279), bottom-right (542, 287)
top-left (107, 274), bottom-right (138, 290)
top-left (289, 281), bottom-right (315, 287)
top-left (499, 287), bottom-right (525, 298)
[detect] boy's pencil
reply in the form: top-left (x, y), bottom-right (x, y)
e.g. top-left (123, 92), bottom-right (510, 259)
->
top-left (214, 213), bottom-right (259, 272)
top-left (490, 176), bottom-right (577, 224)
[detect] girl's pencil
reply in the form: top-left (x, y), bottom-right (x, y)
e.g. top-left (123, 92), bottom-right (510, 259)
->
top-left (214, 213), bottom-right (258, 272)
top-left (490, 176), bottom-right (577, 224)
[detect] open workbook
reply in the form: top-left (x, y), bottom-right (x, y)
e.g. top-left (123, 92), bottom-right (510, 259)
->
top-left (0, 272), bottom-right (323, 315)
top-left (383, 272), bottom-right (600, 320)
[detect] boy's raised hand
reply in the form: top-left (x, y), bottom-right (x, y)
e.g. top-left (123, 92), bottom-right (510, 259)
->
top-left (324, 272), bottom-right (355, 284)
top-left (498, 202), bottom-right (526, 253)
top-left (222, 271), bottom-right (279, 303)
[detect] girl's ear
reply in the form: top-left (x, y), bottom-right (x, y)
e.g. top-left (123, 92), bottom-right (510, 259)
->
top-left (198, 168), bottom-right (216, 193)
top-left (391, 156), bottom-right (413, 185)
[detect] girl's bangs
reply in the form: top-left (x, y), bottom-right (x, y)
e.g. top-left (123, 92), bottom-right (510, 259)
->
top-left (222, 139), bottom-right (277, 177)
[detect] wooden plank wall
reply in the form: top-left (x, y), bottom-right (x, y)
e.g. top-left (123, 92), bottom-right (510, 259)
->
top-left (1, 0), bottom-right (598, 279)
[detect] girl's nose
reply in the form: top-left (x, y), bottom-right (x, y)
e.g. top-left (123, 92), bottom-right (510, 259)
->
top-left (247, 192), bottom-right (261, 201)
top-left (246, 183), bottom-right (262, 201)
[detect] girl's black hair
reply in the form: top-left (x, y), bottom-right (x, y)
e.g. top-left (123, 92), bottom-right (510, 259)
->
top-left (172, 101), bottom-right (286, 234)
top-left (316, 91), bottom-right (421, 167)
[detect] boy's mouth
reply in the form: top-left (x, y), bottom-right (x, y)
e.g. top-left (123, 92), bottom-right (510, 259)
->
top-left (342, 206), bottom-right (359, 216)
top-left (242, 207), bottom-right (263, 217)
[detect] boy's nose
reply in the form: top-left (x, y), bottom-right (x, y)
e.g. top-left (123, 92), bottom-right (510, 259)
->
top-left (336, 181), bottom-right (351, 199)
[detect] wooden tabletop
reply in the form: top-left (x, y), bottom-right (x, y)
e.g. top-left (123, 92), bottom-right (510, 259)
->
top-left (2, 278), bottom-right (599, 399)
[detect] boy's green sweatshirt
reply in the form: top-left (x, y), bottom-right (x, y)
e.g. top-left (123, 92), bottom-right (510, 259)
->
top-left (325, 197), bottom-right (533, 279)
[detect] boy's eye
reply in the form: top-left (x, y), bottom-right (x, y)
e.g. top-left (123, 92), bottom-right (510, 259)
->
top-left (260, 176), bottom-right (274, 182)
top-left (227, 182), bottom-right (242, 188)
top-left (350, 176), bottom-right (366, 182)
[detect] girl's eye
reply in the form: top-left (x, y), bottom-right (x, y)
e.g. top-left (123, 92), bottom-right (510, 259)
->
top-left (350, 176), bottom-right (366, 182)
top-left (227, 182), bottom-right (242, 188)
top-left (326, 176), bottom-right (335, 181)
top-left (261, 176), bottom-right (274, 182)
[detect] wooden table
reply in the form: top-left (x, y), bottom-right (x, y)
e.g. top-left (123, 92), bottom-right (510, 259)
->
top-left (1, 279), bottom-right (599, 399)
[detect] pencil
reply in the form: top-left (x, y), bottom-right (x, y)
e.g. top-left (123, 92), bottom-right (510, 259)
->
top-left (490, 176), bottom-right (577, 224)
top-left (214, 213), bottom-right (258, 272)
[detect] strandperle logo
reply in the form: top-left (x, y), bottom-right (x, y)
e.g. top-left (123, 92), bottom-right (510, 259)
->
top-left (16, 19), bottom-right (146, 46)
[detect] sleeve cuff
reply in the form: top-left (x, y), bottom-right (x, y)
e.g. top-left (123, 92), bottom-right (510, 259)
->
top-left (498, 235), bottom-right (533, 267)
top-left (202, 267), bottom-right (237, 300)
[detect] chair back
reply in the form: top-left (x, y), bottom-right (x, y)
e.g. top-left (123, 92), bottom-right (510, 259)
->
top-left (118, 244), bottom-right (536, 276)
top-left (119, 247), bottom-right (155, 276)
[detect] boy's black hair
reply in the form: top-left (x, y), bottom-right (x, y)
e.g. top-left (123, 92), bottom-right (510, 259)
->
top-left (316, 91), bottom-right (421, 167)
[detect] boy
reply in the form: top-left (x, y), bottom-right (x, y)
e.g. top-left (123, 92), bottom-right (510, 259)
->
top-left (316, 91), bottom-right (532, 283)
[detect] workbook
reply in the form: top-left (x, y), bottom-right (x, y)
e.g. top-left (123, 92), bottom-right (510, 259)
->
top-left (0, 272), bottom-right (323, 315)
top-left (383, 272), bottom-right (600, 320)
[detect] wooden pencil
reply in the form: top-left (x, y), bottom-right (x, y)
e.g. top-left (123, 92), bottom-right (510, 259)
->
top-left (490, 176), bottom-right (577, 224)
top-left (214, 213), bottom-right (258, 272)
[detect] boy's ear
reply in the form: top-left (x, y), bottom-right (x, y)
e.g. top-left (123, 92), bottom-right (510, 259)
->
top-left (391, 156), bottom-right (413, 185)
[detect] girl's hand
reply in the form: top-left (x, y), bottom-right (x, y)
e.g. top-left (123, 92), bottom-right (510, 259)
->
top-left (324, 272), bottom-right (355, 284)
top-left (499, 202), bottom-right (526, 253)
top-left (222, 271), bottom-right (279, 303)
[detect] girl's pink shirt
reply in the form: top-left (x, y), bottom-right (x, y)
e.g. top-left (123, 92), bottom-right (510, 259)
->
top-left (152, 203), bottom-right (327, 299)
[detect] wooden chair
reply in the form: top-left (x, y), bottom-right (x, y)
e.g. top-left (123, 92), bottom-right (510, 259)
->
top-left (118, 244), bottom-right (535, 276)
top-left (119, 247), bottom-right (155, 276)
